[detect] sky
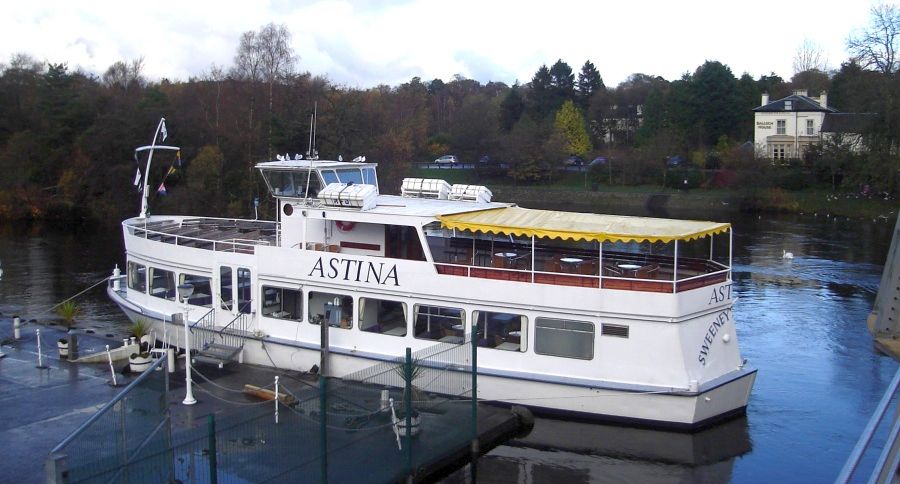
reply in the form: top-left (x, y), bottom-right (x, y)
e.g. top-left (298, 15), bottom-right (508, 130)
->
top-left (0, 0), bottom-right (881, 89)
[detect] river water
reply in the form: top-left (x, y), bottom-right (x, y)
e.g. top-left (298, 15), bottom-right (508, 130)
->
top-left (0, 210), bottom-right (896, 483)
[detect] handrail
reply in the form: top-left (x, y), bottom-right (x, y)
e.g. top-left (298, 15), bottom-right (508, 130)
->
top-left (50, 353), bottom-right (168, 454)
top-left (837, 366), bottom-right (900, 483)
top-left (189, 307), bottom-right (216, 330)
top-left (219, 311), bottom-right (247, 334)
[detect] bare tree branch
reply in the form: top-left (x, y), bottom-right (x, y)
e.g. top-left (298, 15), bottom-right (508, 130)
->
top-left (793, 39), bottom-right (827, 74)
top-left (847, 4), bottom-right (899, 74)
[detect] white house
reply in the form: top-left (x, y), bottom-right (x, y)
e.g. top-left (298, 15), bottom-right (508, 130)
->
top-left (753, 90), bottom-right (835, 161)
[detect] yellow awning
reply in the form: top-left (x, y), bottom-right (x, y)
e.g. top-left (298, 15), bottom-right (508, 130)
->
top-left (437, 207), bottom-right (730, 243)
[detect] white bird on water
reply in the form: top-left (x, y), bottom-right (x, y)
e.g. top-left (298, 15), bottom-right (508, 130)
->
top-left (782, 250), bottom-right (794, 260)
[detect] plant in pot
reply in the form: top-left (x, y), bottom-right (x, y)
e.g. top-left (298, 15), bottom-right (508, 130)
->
top-left (392, 356), bottom-right (424, 437)
top-left (128, 319), bottom-right (153, 373)
top-left (56, 301), bottom-right (81, 358)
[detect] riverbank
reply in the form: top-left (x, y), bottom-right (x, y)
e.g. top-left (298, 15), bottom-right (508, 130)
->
top-left (490, 185), bottom-right (897, 220)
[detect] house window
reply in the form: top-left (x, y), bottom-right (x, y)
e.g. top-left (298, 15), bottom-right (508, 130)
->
top-left (261, 286), bottom-right (302, 321)
top-left (784, 100), bottom-right (792, 110)
top-left (536, 318), bottom-right (595, 359)
top-left (308, 291), bottom-right (353, 329)
top-left (474, 311), bottom-right (525, 351)
top-left (127, 262), bottom-right (146, 293)
top-left (180, 274), bottom-right (212, 307)
top-left (149, 267), bottom-right (175, 300)
top-left (414, 304), bottom-right (464, 343)
top-left (806, 119), bottom-right (814, 135)
top-left (772, 145), bottom-right (786, 161)
top-left (359, 297), bottom-right (407, 336)
top-left (776, 120), bottom-right (786, 135)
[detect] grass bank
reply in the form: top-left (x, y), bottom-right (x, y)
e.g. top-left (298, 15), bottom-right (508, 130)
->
top-left (412, 167), bottom-right (897, 220)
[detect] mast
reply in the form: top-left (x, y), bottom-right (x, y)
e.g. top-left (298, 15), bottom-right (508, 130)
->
top-left (140, 118), bottom-right (166, 218)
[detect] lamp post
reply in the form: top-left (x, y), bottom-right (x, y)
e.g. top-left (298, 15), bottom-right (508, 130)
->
top-left (177, 283), bottom-right (196, 405)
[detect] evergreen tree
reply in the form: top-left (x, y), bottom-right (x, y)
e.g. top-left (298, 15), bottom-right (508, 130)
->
top-left (499, 83), bottom-right (524, 132)
top-left (549, 59), bottom-right (575, 102)
top-left (527, 64), bottom-right (553, 119)
top-left (576, 61), bottom-right (604, 109)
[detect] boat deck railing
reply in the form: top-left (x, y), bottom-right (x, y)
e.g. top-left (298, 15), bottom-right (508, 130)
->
top-left (125, 217), bottom-right (278, 254)
top-left (432, 245), bottom-right (729, 293)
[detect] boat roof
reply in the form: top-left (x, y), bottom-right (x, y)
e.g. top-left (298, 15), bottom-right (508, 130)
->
top-left (255, 159), bottom-right (378, 170)
top-left (437, 206), bottom-right (731, 243)
top-left (334, 194), bottom-right (513, 217)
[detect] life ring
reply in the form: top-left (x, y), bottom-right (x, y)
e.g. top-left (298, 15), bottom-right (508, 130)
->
top-left (335, 220), bottom-right (355, 232)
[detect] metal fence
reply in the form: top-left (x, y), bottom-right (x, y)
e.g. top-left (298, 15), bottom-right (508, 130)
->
top-left (47, 354), bottom-right (171, 483)
top-left (47, 338), bottom-right (478, 483)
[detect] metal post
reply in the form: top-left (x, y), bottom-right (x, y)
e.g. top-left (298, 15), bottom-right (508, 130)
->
top-left (36, 329), bottom-right (47, 369)
top-left (207, 414), bottom-right (217, 484)
top-left (405, 347), bottom-right (413, 479)
top-left (319, 375), bottom-right (327, 484)
top-left (320, 310), bottom-right (329, 378)
top-left (106, 345), bottom-right (117, 386)
top-left (673, 240), bottom-right (679, 293)
top-left (183, 309), bottom-right (196, 405)
top-left (13, 315), bottom-right (20, 340)
top-left (275, 376), bottom-right (280, 424)
top-left (471, 331), bottom-right (478, 482)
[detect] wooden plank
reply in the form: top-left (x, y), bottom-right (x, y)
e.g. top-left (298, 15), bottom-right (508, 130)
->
top-left (243, 384), bottom-right (298, 406)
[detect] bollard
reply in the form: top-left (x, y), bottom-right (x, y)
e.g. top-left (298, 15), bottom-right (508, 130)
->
top-left (106, 345), bottom-right (117, 386)
top-left (275, 376), bottom-right (280, 424)
top-left (166, 348), bottom-right (176, 373)
top-left (36, 329), bottom-right (48, 369)
top-left (112, 265), bottom-right (120, 291)
top-left (13, 316), bottom-right (20, 340)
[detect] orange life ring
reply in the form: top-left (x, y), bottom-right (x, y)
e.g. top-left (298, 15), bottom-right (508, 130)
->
top-left (335, 220), bottom-right (355, 232)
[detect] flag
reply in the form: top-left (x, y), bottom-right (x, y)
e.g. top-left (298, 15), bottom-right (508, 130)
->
top-left (160, 120), bottom-right (168, 142)
top-left (133, 168), bottom-right (141, 187)
top-left (157, 183), bottom-right (167, 195)
top-left (176, 150), bottom-right (182, 167)
top-left (167, 166), bottom-right (177, 176)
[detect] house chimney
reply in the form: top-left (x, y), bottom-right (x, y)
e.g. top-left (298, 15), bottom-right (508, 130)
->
top-left (819, 91), bottom-right (827, 108)
top-left (761, 92), bottom-right (769, 106)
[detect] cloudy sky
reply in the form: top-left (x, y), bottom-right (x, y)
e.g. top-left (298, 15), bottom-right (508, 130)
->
top-left (1, 0), bottom-right (879, 88)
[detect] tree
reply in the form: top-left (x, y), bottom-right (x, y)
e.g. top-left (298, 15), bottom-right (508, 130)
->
top-left (102, 58), bottom-right (145, 92)
top-left (499, 83), bottom-right (524, 132)
top-left (527, 64), bottom-right (553, 119)
top-left (793, 39), bottom-right (828, 74)
top-left (576, 61), bottom-right (604, 110)
top-left (553, 100), bottom-right (592, 157)
top-left (847, 4), bottom-right (899, 74)
top-left (549, 59), bottom-right (575, 103)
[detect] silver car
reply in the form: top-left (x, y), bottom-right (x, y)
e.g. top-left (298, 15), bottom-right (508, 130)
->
top-left (434, 155), bottom-right (458, 164)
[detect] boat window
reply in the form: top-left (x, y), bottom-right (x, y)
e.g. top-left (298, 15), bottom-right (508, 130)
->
top-left (474, 311), bottom-right (526, 351)
top-left (385, 225), bottom-right (426, 261)
top-left (336, 168), bottom-right (363, 184)
top-left (237, 268), bottom-right (252, 314)
top-left (261, 286), bottom-right (302, 322)
top-left (220, 266), bottom-right (233, 310)
top-left (265, 170), bottom-right (322, 198)
top-left (127, 262), bottom-right (146, 293)
top-left (359, 297), bottom-right (407, 336)
top-left (535, 318), bottom-right (594, 360)
top-left (149, 267), bottom-right (176, 301)
top-left (362, 167), bottom-right (377, 187)
top-left (308, 291), bottom-right (353, 329)
top-left (321, 170), bottom-right (339, 185)
top-left (179, 274), bottom-right (212, 308)
top-left (414, 304), bottom-right (465, 344)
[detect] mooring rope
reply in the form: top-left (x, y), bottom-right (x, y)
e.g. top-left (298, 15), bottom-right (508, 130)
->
top-left (29, 275), bottom-right (111, 320)
top-left (191, 365), bottom-right (275, 394)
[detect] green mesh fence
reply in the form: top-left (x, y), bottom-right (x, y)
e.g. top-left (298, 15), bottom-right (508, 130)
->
top-left (47, 354), bottom-right (172, 483)
top-left (48, 338), bottom-right (478, 483)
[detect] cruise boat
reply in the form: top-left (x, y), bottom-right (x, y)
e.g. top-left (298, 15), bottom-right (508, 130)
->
top-left (108, 121), bottom-right (756, 430)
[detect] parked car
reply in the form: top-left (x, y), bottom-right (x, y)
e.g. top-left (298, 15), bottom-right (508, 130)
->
top-left (434, 155), bottom-right (458, 164)
top-left (665, 155), bottom-right (686, 168)
top-left (479, 155), bottom-right (491, 164)
top-left (589, 156), bottom-right (607, 166)
top-left (565, 155), bottom-right (585, 166)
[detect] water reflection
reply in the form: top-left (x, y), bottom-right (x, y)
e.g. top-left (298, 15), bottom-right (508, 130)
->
top-left (0, 210), bottom-right (897, 483)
